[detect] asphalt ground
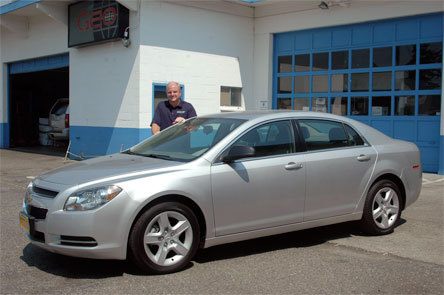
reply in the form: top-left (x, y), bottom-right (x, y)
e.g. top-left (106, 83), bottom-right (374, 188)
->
top-left (1, 149), bottom-right (443, 294)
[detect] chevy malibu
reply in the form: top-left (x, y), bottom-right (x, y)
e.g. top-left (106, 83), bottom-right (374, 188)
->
top-left (20, 111), bottom-right (422, 274)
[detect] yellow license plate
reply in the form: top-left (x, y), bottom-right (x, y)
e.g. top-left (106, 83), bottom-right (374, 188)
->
top-left (19, 213), bottom-right (30, 233)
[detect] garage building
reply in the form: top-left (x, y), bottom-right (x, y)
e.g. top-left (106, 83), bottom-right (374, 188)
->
top-left (0, 0), bottom-right (443, 174)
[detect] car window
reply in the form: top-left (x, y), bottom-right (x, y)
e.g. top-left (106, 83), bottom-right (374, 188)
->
top-left (344, 124), bottom-right (365, 146)
top-left (231, 120), bottom-right (295, 158)
top-left (53, 104), bottom-right (68, 115)
top-left (299, 119), bottom-right (349, 150)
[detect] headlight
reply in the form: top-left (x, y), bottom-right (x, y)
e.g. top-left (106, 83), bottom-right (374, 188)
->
top-left (24, 183), bottom-right (33, 210)
top-left (64, 185), bottom-right (122, 211)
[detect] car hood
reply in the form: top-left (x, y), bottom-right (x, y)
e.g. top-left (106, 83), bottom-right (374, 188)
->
top-left (38, 153), bottom-right (185, 185)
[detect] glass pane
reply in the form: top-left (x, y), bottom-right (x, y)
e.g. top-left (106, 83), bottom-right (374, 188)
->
top-left (351, 73), bottom-right (369, 91)
top-left (331, 74), bottom-right (348, 92)
top-left (351, 97), bottom-right (368, 115)
top-left (373, 47), bottom-right (392, 67)
top-left (345, 125), bottom-right (364, 146)
top-left (277, 98), bottom-right (291, 110)
top-left (419, 95), bottom-right (441, 116)
top-left (420, 42), bottom-right (442, 64)
top-left (299, 119), bottom-right (348, 150)
top-left (294, 76), bottom-right (310, 93)
top-left (396, 44), bottom-right (416, 66)
top-left (294, 98), bottom-right (310, 111)
top-left (313, 52), bottom-right (329, 71)
top-left (395, 96), bottom-right (415, 116)
top-left (312, 97), bottom-right (327, 112)
top-left (419, 69), bottom-right (442, 90)
top-left (372, 71), bottom-right (392, 91)
top-left (332, 51), bottom-right (348, 69)
top-left (295, 54), bottom-right (310, 72)
top-left (313, 75), bottom-right (328, 92)
top-left (278, 55), bottom-right (292, 73)
top-left (330, 97), bottom-right (347, 116)
top-left (234, 121), bottom-right (295, 156)
top-left (372, 96), bottom-right (391, 116)
top-left (278, 77), bottom-right (292, 93)
top-left (395, 70), bottom-right (416, 90)
top-left (352, 49), bottom-right (369, 68)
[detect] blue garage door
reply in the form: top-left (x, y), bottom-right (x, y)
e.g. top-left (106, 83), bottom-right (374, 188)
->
top-left (273, 13), bottom-right (443, 173)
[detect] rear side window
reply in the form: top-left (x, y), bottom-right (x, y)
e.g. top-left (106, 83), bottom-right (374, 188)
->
top-left (344, 124), bottom-right (365, 146)
top-left (298, 119), bottom-right (349, 151)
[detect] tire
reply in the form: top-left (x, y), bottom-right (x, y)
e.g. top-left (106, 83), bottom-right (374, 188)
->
top-left (128, 202), bottom-right (200, 274)
top-left (360, 179), bottom-right (402, 235)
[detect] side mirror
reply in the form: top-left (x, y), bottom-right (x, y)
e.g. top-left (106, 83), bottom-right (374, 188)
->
top-left (222, 145), bottom-right (255, 163)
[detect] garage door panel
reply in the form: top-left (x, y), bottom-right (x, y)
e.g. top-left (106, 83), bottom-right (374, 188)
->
top-left (394, 120), bottom-right (416, 142)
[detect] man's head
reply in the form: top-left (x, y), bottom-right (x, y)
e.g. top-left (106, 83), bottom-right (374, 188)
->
top-left (166, 81), bottom-right (181, 107)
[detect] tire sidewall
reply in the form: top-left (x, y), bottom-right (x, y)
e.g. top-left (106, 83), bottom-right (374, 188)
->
top-left (362, 180), bottom-right (402, 235)
top-left (129, 202), bottom-right (200, 274)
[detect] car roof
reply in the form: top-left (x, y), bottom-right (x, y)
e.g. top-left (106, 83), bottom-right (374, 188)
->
top-left (199, 110), bottom-right (393, 145)
top-left (201, 110), bottom-right (348, 121)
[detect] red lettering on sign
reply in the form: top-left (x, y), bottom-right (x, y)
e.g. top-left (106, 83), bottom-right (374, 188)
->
top-left (75, 6), bottom-right (118, 32)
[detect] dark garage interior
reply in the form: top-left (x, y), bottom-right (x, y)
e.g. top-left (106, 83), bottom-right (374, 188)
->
top-left (9, 67), bottom-right (69, 151)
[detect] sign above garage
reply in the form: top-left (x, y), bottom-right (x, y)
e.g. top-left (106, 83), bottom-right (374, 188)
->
top-left (68, 0), bottom-right (129, 48)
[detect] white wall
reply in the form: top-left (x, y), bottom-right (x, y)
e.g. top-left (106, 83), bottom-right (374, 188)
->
top-left (0, 14), bottom-right (68, 123)
top-left (252, 0), bottom-right (444, 107)
top-left (138, 1), bottom-right (254, 123)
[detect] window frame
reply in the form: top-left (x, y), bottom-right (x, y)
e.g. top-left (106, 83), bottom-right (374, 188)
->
top-left (295, 119), bottom-right (368, 152)
top-left (213, 119), bottom-right (302, 164)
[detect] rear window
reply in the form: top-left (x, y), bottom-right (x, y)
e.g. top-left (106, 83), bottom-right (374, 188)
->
top-left (299, 119), bottom-right (357, 151)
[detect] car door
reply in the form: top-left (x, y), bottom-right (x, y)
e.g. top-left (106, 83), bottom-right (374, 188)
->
top-left (211, 120), bottom-right (306, 236)
top-left (298, 119), bottom-right (377, 221)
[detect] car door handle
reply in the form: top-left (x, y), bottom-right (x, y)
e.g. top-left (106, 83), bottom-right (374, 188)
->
top-left (357, 154), bottom-right (371, 162)
top-left (285, 162), bottom-right (303, 170)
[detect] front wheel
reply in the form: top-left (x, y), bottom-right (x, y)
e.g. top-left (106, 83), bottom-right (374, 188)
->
top-left (128, 202), bottom-right (200, 274)
top-left (360, 180), bottom-right (402, 235)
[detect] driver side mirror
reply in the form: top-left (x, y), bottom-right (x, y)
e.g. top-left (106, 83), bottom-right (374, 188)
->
top-left (221, 145), bottom-right (255, 163)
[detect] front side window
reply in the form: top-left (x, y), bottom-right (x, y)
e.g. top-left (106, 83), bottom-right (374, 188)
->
top-left (299, 119), bottom-right (351, 150)
top-left (229, 120), bottom-right (296, 158)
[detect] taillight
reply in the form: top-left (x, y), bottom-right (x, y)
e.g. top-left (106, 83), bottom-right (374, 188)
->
top-left (412, 164), bottom-right (420, 170)
top-left (65, 114), bottom-right (69, 128)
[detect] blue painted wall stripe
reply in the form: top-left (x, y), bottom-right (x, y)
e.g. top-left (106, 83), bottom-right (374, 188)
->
top-left (0, 0), bottom-right (41, 15)
top-left (69, 126), bottom-right (151, 160)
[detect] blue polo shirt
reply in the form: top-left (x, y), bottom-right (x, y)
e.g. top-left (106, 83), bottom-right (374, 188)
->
top-left (151, 100), bottom-right (197, 130)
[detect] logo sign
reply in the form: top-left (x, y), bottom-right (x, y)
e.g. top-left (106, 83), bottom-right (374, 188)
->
top-left (68, 0), bottom-right (129, 48)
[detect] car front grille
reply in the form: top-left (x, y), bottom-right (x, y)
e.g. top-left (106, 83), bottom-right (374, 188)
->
top-left (60, 235), bottom-right (98, 247)
top-left (32, 186), bottom-right (58, 198)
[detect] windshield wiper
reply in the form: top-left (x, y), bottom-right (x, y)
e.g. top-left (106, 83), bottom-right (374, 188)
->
top-left (144, 154), bottom-right (173, 160)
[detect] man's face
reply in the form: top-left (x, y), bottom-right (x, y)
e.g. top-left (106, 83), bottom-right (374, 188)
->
top-left (166, 84), bottom-right (181, 104)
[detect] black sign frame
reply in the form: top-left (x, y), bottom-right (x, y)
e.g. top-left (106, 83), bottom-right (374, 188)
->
top-left (68, 0), bottom-right (129, 48)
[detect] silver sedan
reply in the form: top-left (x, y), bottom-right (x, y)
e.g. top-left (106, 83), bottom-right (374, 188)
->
top-left (19, 111), bottom-right (422, 274)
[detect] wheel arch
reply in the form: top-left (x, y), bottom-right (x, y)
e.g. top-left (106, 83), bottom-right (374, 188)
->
top-left (127, 194), bottom-right (207, 252)
top-left (370, 173), bottom-right (406, 210)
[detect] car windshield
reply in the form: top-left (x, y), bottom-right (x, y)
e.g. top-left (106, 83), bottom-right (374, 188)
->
top-left (127, 117), bottom-right (246, 162)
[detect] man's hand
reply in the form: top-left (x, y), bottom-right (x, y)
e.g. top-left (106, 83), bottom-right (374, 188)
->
top-left (173, 117), bottom-right (186, 124)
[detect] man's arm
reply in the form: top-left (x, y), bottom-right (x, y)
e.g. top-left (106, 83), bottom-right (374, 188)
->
top-left (151, 123), bottom-right (161, 135)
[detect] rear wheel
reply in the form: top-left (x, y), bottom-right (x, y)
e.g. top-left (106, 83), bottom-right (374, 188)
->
top-left (360, 180), bottom-right (402, 235)
top-left (128, 202), bottom-right (200, 274)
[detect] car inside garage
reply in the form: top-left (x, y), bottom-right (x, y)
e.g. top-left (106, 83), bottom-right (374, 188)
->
top-left (8, 54), bottom-right (69, 153)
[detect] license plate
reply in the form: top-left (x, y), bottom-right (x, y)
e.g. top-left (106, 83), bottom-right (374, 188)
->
top-left (19, 213), bottom-right (30, 233)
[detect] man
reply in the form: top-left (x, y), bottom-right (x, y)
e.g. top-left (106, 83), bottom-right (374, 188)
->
top-left (151, 81), bottom-right (197, 135)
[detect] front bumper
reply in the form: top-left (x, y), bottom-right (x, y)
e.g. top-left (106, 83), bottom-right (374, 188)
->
top-left (20, 187), bottom-right (138, 260)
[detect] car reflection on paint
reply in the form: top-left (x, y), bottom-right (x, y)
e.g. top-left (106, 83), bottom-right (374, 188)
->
top-left (20, 111), bottom-right (422, 274)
